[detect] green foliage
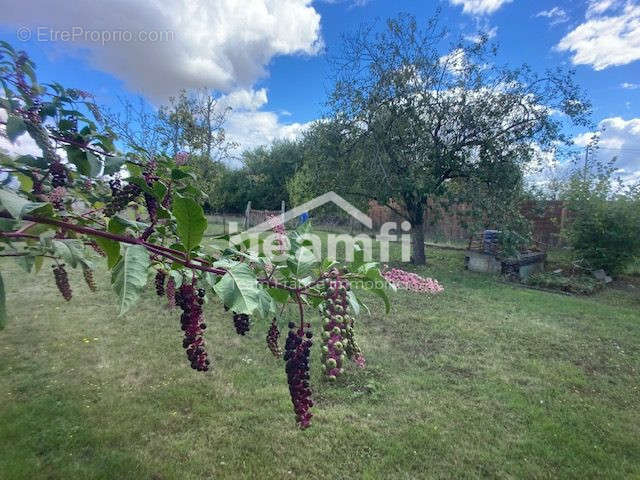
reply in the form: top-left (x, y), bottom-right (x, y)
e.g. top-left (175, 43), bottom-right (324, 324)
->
top-left (323, 13), bottom-right (590, 264)
top-left (0, 43), bottom-right (400, 429)
top-left (111, 245), bottom-right (150, 315)
top-left (172, 196), bottom-right (208, 253)
top-left (564, 157), bottom-right (640, 275)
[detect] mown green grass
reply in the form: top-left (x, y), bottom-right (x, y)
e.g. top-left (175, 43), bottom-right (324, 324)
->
top-left (0, 237), bottom-right (639, 479)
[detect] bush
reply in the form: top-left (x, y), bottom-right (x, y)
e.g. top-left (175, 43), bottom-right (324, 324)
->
top-left (568, 196), bottom-right (640, 275)
top-left (563, 156), bottom-right (640, 276)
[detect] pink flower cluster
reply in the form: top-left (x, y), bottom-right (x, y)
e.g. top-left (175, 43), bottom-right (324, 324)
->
top-left (174, 151), bottom-right (189, 165)
top-left (382, 267), bottom-right (444, 293)
top-left (268, 215), bottom-right (287, 254)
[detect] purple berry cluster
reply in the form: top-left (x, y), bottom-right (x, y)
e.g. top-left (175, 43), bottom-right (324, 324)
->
top-left (166, 276), bottom-right (176, 309)
top-left (104, 178), bottom-right (141, 217)
top-left (155, 270), bottom-right (166, 296)
top-left (176, 284), bottom-right (210, 372)
top-left (232, 313), bottom-right (251, 335)
top-left (83, 267), bottom-right (97, 292)
top-left (88, 241), bottom-right (106, 257)
top-left (52, 264), bottom-right (72, 301)
top-left (266, 319), bottom-right (282, 357)
top-left (284, 321), bottom-right (313, 428)
top-left (49, 162), bottom-right (68, 188)
top-left (320, 269), bottom-right (351, 380)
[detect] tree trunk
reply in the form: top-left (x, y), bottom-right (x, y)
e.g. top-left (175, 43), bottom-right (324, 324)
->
top-left (411, 218), bottom-right (426, 265)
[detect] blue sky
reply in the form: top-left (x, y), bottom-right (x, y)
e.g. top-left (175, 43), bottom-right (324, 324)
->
top-left (1, 0), bottom-right (639, 180)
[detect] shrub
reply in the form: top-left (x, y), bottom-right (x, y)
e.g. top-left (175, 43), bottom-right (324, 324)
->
top-left (563, 155), bottom-right (640, 276)
top-left (567, 196), bottom-right (640, 275)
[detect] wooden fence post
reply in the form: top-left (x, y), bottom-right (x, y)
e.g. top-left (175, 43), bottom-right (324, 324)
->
top-left (243, 201), bottom-right (252, 230)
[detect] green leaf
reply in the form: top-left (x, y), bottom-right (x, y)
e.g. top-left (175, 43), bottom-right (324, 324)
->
top-left (214, 263), bottom-right (274, 319)
top-left (33, 255), bottom-right (44, 273)
top-left (346, 290), bottom-right (360, 316)
top-left (103, 156), bottom-right (126, 176)
top-left (0, 188), bottom-right (51, 219)
top-left (51, 239), bottom-right (85, 268)
top-left (93, 236), bottom-right (121, 269)
top-left (370, 287), bottom-right (391, 314)
top-left (66, 147), bottom-right (100, 177)
top-left (172, 196), bottom-right (207, 253)
top-left (109, 215), bottom-right (147, 233)
top-left (0, 271), bottom-right (6, 329)
top-left (6, 115), bottom-right (26, 142)
top-left (14, 155), bottom-right (48, 169)
top-left (15, 255), bottom-right (34, 273)
top-left (85, 152), bottom-right (102, 177)
top-left (111, 245), bottom-right (150, 316)
top-left (15, 172), bottom-right (33, 193)
top-left (0, 218), bottom-right (19, 231)
top-left (267, 287), bottom-right (290, 304)
top-left (286, 246), bottom-right (318, 279)
top-left (0, 188), bottom-right (29, 218)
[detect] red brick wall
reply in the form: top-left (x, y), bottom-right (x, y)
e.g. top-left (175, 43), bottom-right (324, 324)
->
top-left (368, 199), bottom-right (567, 247)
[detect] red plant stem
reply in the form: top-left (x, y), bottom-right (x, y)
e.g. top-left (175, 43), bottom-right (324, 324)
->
top-left (0, 211), bottom-right (302, 294)
top-left (0, 232), bottom-right (39, 239)
top-left (295, 291), bottom-right (305, 334)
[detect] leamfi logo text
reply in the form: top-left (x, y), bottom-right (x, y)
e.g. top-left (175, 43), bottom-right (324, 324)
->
top-left (227, 192), bottom-right (412, 263)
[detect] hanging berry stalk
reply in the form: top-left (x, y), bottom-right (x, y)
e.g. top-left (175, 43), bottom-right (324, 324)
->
top-left (232, 312), bottom-right (251, 335)
top-left (88, 241), bottom-right (106, 257)
top-left (284, 322), bottom-right (313, 429)
top-left (82, 267), bottom-right (97, 292)
top-left (344, 324), bottom-right (365, 368)
top-left (320, 269), bottom-right (351, 380)
top-left (175, 283), bottom-right (209, 372)
top-left (166, 276), bottom-right (176, 309)
top-left (104, 180), bottom-right (141, 217)
top-left (266, 318), bottom-right (282, 357)
top-left (49, 162), bottom-right (68, 188)
top-left (52, 264), bottom-right (72, 301)
top-left (155, 270), bottom-right (166, 296)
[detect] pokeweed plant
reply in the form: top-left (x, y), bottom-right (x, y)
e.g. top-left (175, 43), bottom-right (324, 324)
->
top-left (0, 42), bottom-right (441, 428)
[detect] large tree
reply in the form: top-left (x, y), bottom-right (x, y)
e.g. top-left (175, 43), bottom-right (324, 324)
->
top-left (324, 13), bottom-right (590, 264)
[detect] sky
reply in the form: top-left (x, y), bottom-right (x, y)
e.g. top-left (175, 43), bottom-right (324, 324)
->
top-left (0, 0), bottom-right (639, 181)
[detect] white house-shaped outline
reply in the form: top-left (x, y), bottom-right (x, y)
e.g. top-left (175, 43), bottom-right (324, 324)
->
top-left (243, 191), bottom-right (372, 236)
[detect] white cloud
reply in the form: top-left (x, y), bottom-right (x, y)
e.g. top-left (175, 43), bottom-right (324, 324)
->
top-left (448, 0), bottom-right (512, 15)
top-left (218, 88), bottom-right (269, 111)
top-left (556, 3), bottom-right (640, 70)
top-left (586, 0), bottom-right (621, 17)
top-left (621, 82), bottom-right (640, 89)
top-left (535, 7), bottom-right (569, 25)
top-left (317, 0), bottom-right (370, 7)
top-left (2, 0), bottom-right (322, 100)
top-left (226, 111), bottom-right (313, 154)
top-left (573, 116), bottom-right (640, 180)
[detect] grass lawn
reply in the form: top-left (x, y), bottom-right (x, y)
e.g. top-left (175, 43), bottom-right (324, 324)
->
top-left (1, 235), bottom-right (639, 479)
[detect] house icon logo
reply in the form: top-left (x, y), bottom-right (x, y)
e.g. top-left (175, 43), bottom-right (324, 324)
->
top-left (228, 191), bottom-right (411, 263)
top-left (244, 191), bottom-right (372, 235)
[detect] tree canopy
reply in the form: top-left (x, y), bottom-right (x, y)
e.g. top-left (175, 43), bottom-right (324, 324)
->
top-left (300, 13), bottom-right (591, 263)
